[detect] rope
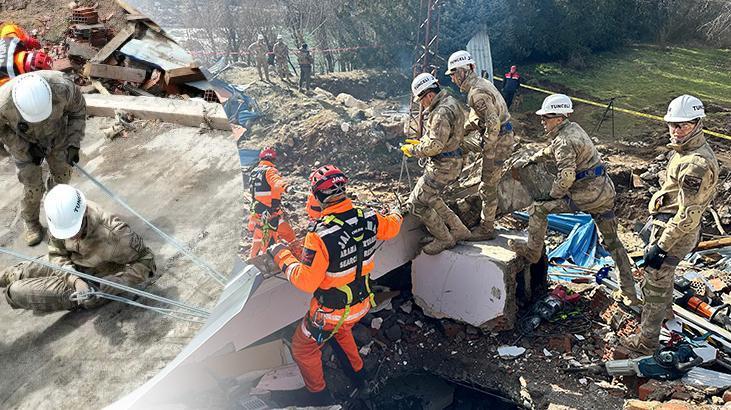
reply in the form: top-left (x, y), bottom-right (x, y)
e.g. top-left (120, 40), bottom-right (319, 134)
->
top-left (70, 290), bottom-right (207, 323)
top-left (75, 165), bottom-right (227, 286)
top-left (0, 247), bottom-right (210, 318)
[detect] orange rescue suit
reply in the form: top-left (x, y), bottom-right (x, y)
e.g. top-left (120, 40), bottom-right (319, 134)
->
top-left (0, 23), bottom-right (47, 86)
top-left (248, 160), bottom-right (296, 257)
top-left (271, 198), bottom-right (402, 392)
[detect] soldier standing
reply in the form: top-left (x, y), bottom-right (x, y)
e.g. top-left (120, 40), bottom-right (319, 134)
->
top-left (401, 73), bottom-right (471, 255)
top-left (445, 50), bottom-right (515, 241)
top-left (273, 35), bottom-right (290, 82)
top-left (248, 34), bottom-right (270, 82)
top-left (0, 71), bottom-right (85, 246)
top-left (509, 94), bottom-right (639, 305)
top-left (621, 95), bottom-right (718, 354)
top-left (297, 43), bottom-right (314, 92)
top-left (0, 185), bottom-right (156, 312)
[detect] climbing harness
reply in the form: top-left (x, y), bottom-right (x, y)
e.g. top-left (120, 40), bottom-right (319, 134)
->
top-left (75, 165), bottom-right (227, 286)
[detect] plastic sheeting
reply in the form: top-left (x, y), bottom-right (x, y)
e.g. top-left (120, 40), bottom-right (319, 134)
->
top-left (207, 78), bottom-right (262, 127)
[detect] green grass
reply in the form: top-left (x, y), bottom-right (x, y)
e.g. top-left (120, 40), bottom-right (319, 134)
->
top-left (526, 45), bottom-right (731, 112)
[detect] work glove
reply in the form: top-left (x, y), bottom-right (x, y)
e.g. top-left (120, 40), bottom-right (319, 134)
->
top-left (400, 144), bottom-right (415, 158)
top-left (66, 146), bottom-right (80, 166)
top-left (562, 195), bottom-right (580, 212)
top-left (28, 143), bottom-right (45, 166)
top-left (267, 242), bottom-right (288, 261)
top-left (643, 243), bottom-right (668, 270)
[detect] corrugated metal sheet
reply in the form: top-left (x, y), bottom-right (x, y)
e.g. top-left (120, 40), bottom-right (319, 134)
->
top-left (466, 31), bottom-right (493, 82)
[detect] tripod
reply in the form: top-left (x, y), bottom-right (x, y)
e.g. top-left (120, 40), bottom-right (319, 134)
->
top-left (594, 96), bottom-right (625, 139)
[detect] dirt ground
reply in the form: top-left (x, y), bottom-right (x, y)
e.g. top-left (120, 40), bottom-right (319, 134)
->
top-left (0, 117), bottom-right (240, 409)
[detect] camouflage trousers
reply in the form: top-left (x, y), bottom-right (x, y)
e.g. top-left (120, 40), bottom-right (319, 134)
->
top-left (407, 157), bottom-right (463, 240)
top-left (637, 217), bottom-right (700, 348)
top-left (256, 57), bottom-right (270, 82)
top-left (16, 148), bottom-right (72, 226)
top-left (1, 258), bottom-right (151, 312)
top-left (525, 195), bottom-right (635, 293)
top-left (275, 57), bottom-right (290, 79)
top-left (478, 130), bottom-right (515, 229)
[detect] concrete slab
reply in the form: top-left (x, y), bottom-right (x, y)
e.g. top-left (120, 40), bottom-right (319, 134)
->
top-left (0, 116), bottom-right (241, 409)
top-left (412, 230), bottom-right (527, 330)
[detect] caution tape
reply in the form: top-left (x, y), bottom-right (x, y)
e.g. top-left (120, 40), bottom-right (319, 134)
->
top-left (495, 77), bottom-right (731, 142)
top-left (190, 44), bottom-right (381, 58)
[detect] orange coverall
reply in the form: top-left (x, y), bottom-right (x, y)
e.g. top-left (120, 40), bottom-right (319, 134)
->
top-left (305, 193), bottom-right (322, 221)
top-left (271, 198), bottom-right (402, 393)
top-left (248, 160), bottom-right (296, 258)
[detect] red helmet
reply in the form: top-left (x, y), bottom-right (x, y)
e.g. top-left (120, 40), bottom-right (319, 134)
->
top-left (259, 147), bottom-right (276, 161)
top-left (26, 50), bottom-right (52, 71)
top-left (310, 164), bottom-right (348, 204)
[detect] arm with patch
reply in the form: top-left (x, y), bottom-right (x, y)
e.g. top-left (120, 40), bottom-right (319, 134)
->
top-left (273, 231), bottom-right (329, 293)
top-left (103, 216), bottom-right (156, 289)
top-left (63, 81), bottom-right (86, 148)
top-left (549, 137), bottom-right (577, 199)
top-left (658, 160), bottom-right (715, 251)
top-left (375, 212), bottom-right (402, 241)
top-left (412, 107), bottom-right (449, 158)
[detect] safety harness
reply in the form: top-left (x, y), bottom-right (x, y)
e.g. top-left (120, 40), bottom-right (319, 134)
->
top-left (306, 208), bottom-right (376, 344)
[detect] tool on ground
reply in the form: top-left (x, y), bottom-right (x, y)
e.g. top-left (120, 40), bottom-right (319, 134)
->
top-left (0, 246), bottom-right (210, 319)
top-left (570, 342), bottom-right (703, 381)
top-left (519, 285), bottom-right (581, 334)
top-left (75, 164), bottom-right (227, 286)
top-left (674, 276), bottom-right (731, 331)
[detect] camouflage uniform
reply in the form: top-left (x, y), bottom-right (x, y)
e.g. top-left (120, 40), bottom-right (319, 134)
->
top-left (0, 201), bottom-right (156, 312)
top-left (459, 70), bottom-right (515, 238)
top-left (512, 120), bottom-right (636, 298)
top-left (624, 126), bottom-right (718, 353)
top-left (248, 40), bottom-right (270, 82)
top-left (407, 90), bottom-right (470, 254)
top-left (297, 48), bottom-right (314, 91)
top-left (273, 40), bottom-right (290, 80)
top-left (0, 71), bottom-right (86, 241)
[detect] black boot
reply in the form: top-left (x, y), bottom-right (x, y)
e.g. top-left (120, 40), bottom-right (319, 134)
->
top-left (307, 388), bottom-right (335, 406)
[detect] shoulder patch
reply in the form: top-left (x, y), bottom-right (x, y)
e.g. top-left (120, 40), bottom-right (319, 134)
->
top-left (682, 175), bottom-right (703, 194)
top-left (301, 247), bottom-right (316, 267)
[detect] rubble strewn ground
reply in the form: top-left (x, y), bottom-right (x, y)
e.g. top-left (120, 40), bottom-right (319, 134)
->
top-left (231, 66), bottom-right (731, 409)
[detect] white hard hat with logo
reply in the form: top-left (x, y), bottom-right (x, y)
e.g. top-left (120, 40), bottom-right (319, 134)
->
top-left (536, 94), bottom-right (574, 116)
top-left (445, 50), bottom-right (475, 75)
top-left (12, 73), bottom-right (53, 123)
top-left (44, 184), bottom-right (87, 239)
top-left (664, 94), bottom-right (705, 122)
top-left (411, 73), bottom-right (439, 102)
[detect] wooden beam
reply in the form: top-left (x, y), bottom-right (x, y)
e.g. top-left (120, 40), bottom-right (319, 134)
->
top-left (84, 63), bottom-right (147, 83)
top-left (126, 14), bottom-right (150, 21)
top-left (164, 67), bottom-right (205, 85)
top-left (67, 41), bottom-right (98, 60)
top-left (84, 94), bottom-right (231, 131)
top-left (91, 25), bottom-right (134, 63)
top-left (92, 80), bottom-right (111, 95)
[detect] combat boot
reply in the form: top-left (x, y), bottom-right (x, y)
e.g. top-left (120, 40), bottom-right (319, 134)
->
top-left (0, 266), bottom-right (18, 288)
top-left (422, 232), bottom-right (456, 255)
top-left (508, 238), bottom-right (541, 263)
top-left (468, 223), bottom-right (496, 241)
top-left (619, 334), bottom-right (656, 356)
top-left (444, 213), bottom-right (471, 242)
top-left (24, 221), bottom-right (44, 246)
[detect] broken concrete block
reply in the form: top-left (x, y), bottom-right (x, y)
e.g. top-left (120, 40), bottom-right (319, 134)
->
top-left (336, 93), bottom-right (368, 110)
top-left (497, 345), bottom-right (526, 359)
top-left (412, 231), bottom-right (526, 329)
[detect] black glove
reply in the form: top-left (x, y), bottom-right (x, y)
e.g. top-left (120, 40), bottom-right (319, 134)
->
top-left (66, 146), bottom-right (80, 166)
top-left (643, 244), bottom-right (668, 270)
top-left (28, 143), bottom-right (45, 166)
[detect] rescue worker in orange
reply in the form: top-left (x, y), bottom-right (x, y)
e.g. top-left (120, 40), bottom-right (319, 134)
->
top-left (268, 164), bottom-right (402, 405)
top-left (1, 23), bottom-right (52, 86)
top-left (247, 147), bottom-right (296, 258)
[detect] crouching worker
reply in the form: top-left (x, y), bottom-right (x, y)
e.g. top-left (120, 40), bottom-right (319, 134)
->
top-left (267, 165), bottom-right (402, 405)
top-left (0, 184), bottom-right (156, 312)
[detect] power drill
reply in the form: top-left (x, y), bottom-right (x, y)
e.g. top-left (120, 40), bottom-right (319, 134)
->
top-left (574, 342), bottom-right (703, 380)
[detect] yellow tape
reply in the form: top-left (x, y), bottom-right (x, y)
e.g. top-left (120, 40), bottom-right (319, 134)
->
top-left (495, 77), bottom-right (731, 141)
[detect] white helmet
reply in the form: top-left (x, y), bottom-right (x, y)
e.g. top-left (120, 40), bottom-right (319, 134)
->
top-left (664, 94), bottom-right (705, 122)
top-left (44, 184), bottom-right (87, 239)
top-left (257, 34), bottom-right (264, 40)
top-left (411, 73), bottom-right (438, 102)
top-left (12, 73), bottom-right (53, 123)
top-left (445, 50), bottom-right (475, 75)
top-left (536, 94), bottom-right (574, 116)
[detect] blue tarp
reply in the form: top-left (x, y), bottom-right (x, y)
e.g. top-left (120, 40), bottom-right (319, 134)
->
top-left (513, 211), bottom-right (614, 280)
top-left (207, 78), bottom-right (263, 127)
top-left (238, 149), bottom-right (260, 167)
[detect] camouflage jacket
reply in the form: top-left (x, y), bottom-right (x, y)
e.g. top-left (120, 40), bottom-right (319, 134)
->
top-left (273, 41), bottom-right (289, 60)
top-left (649, 127), bottom-right (719, 251)
top-left (460, 70), bottom-right (510, 140)
top-left (0, 70), bottom-right (86, 163)
top-left (412, 90), bottom-right (465, 158)
top-left (48, 201), bottom-right (156, 288)
top-left (248, 40), bottom-right (268, 61)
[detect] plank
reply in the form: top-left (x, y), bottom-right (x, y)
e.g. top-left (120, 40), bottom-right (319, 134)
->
top-left (91, 25), bottom-right (135, 63)
top-left (164, 67), bottom-right (205, 85)
top-left (84, 63), bottom-right (147, 83)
